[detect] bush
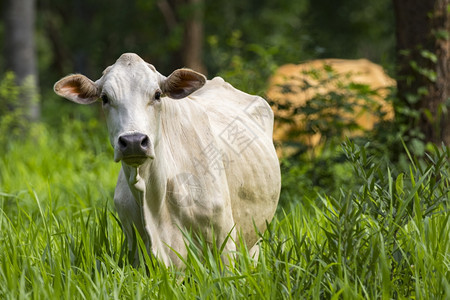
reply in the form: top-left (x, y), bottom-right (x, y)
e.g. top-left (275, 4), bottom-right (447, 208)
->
top-left (0, 72), bottom-right (26, 144)
top-left (207, 30), bottom-right (278, 95)
top-left (279, 144), bottom-right (358, 208)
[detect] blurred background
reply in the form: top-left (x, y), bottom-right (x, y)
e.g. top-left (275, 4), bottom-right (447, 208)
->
top-left (0, 0), bottom-right (395, 123)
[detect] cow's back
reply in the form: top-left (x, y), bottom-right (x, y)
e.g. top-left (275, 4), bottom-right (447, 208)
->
top-left (189, 77), bottom-right (281, 246)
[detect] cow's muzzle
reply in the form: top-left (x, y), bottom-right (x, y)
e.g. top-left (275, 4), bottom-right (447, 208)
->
top-left (117, 133), bottom-right (153, 165)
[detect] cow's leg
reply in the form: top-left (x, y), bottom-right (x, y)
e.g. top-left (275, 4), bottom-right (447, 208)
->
top-left (215, 208), bottom-right (237, 266)
top-left (221, 230), bottom-right (237, 266)
top-left (114, 168), bottom-right (149, 265)
top-left (249, 240), bottom-right (261, 261)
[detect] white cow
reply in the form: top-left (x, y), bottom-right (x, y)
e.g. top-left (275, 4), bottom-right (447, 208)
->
top-left (54, 53), bottom-right (281, 267)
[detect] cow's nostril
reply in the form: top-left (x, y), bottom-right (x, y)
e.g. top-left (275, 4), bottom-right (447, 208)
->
top-left (141, 136), bottom-right (149, 149)
top-left (119, 136), bottom-right (128, 149)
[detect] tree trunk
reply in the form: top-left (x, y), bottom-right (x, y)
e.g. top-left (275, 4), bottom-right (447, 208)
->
top-left (158, 0), bottom-right (206, 74)
top-left (4, 0), bottom-right (40, 122)
top-left (393, 0), bottom-right (450, 144)
top-left (182, 0), bottom-right (206, 74)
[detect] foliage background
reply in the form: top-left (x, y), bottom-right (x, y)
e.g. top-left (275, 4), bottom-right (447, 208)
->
top-left (1, 0), bottom-right (395, 97)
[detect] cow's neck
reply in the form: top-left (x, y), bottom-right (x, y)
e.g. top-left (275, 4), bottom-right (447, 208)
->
top-left (122, 142), bottom-right (169, 211)
top-left (146, 141), bottom-right (170, 213)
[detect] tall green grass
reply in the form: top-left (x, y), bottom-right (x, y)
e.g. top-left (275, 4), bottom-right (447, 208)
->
top-left (0, 120), bottom-right (449, 299)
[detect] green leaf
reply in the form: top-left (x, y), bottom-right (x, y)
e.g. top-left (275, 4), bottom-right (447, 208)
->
top-left (395, 173), bottom-right (404, 196)
top-left (420, 50), bottom-right (437, 63)
top-left (434, 29), bottom-right (449, 40)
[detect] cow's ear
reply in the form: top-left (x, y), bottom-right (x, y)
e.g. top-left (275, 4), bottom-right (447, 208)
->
top-left (54, 74), bottom-right (99, 104)
top-left (162, 69), bottom-right (206, 99)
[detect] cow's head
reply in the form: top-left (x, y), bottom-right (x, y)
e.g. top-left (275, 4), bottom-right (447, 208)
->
top-left (54, 53), bottom-right (206, 167)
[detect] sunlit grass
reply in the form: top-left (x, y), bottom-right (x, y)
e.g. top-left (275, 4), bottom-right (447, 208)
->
top-left (0, 121), bottom-right (449, 299)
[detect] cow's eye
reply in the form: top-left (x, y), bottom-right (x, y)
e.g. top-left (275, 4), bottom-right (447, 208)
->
top-left (155, 91), bottom-right (162, 101)
top-left (101, 94), bottom-right (109, 105)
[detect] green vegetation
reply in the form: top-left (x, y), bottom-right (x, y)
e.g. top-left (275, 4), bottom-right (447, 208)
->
top-left (0, 72), bottom-right (449, 299)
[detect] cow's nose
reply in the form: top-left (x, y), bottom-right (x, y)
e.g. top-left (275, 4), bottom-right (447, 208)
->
top-left (118, 133), bottom-right (150, 158)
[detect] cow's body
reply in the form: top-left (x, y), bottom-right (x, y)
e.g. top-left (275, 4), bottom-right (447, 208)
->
top-left (54, 53), bottom-right (281, 267)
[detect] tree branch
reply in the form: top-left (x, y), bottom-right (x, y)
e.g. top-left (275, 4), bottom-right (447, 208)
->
top-left (157, 0), bottom-right (178, 31)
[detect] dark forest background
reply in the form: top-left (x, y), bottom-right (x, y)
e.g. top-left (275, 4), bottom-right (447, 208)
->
top-left (0, 0), bottom-right (395, 122)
